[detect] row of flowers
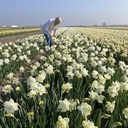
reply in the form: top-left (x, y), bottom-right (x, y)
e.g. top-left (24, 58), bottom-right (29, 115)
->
top-left (76, 27), bottom-right (128, 59)
top-left (0, 34), bottom-right (45, 82)
top-left (0, 28), bottom-right (40, 38)
top-left (0, 27), bottom-right (128, 128)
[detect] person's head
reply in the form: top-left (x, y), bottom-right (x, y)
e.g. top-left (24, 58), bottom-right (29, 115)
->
top-left (54, 17), bottom-right (62, 26)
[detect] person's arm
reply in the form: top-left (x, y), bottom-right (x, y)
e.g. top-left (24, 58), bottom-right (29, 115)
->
top-left (53, 30), bottom-right (56, 37)
top-left (46, 30), bottom-right (52, 37)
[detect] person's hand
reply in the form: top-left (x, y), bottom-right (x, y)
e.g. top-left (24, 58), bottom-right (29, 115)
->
top-left (49, 34), bottom-right (52, 38)
top-left (53, 34), bottom-right (56, 37)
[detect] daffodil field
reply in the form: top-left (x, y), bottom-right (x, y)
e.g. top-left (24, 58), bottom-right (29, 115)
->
top-left (0, 27), bottom-right (128, 128)
top-left (0, 27), bottom-right (40, 38)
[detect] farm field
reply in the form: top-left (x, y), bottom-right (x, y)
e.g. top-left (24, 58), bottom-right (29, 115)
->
top-left (0, 27), bottom-right (41, 38)
top-left (0, 27), bottom-right (128, 128)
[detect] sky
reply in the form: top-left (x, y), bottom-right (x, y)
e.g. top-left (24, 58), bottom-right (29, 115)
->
top-left (0, 0), bottom-right (128, 26)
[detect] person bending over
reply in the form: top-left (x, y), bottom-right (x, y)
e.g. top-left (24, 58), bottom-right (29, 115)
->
top-left (41, 17), bottom-right (62, 47)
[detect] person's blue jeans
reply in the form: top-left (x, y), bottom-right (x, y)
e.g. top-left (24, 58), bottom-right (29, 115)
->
top-left (43, 34), bottom-right (52, 47)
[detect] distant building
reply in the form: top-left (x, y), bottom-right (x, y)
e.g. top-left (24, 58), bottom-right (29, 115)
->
top-left (11, 25), bottom-right (18, 28)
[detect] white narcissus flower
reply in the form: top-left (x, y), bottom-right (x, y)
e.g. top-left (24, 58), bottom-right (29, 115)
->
top-left (19, 56), bottom-right (24, 61)
top-left (105, 101), bottom-right (115, 113)
top-left (69, 100), bottom-right (77, 111)
top-left (36, 84), bottom-right (47, 95)
top-left (81, 68), bottom-right (88, 77)
top-left (66, 71), bottom-right (74, 79)
top-left (82, 120), bottom-right (98, 128)
top-left (57, 99), bottom-right (71, 112)
top-left (0, 59), bottom-right (3, 66)
top-left (11, 54), bottom-right (17, 61)
top-left (7, 72), bottom-right (14, 80)
top-left (96, 94), bottom-right (105, 103)
top-left (62, 83), bottom-right (73, 92)
top-left (19, 66), bottom-right (25, 73)
top-left (27, 90), bottom-right (37, 98)
top-left (92, 70), bottom-right (98, 79)
top-left (104, 74), bottom-right (111, 80)
top-left (77, 102), bottom-right (92, 118)
top-left (27, 76), bottom-right (37, 86)
top-left (27, 50), bottom-right (31, 55)
top-left (4, 99), bottom-right (19, 114)
top-left (12, 77), bottom-right (20, 85)
top-left (89, 90), bottom-right (104, 103)
top-left (123, 108), bottom-right (128, 119)
top-left (2, 84), bottom-right (13, 94)
top-left (4, 58), bottom-right (10, 64)
top-left (98, 74), bottom-right (106, 85)
top-left (121, 82), bottom-right (128, 91)
top-left (56, 115), bottom-right (69, 128)
top-left (107, 67), bottom-right (115, 76)
top-left (107, 85), bottom-right (119, 98)
top-left (45, 65), bottom-right (54, 74)
top-left (36, 72), bottom-right (46, 83)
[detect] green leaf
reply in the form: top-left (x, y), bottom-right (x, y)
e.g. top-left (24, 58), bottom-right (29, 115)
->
top-left (96, 109), bottom-right (102, 128)
top-left (108, 115), bottom-right (114, 128)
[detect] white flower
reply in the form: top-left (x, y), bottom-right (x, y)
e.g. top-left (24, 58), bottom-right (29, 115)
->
top-left (100, 66), bottom-right (106, 73)
top-left (66, 65), bottom-right (73, 72)
top-left (69, 100), bottom-right (77, 111)
top-left (107, 86), bottom-right (118, 98)
top-left (104, 74), bottom-right (111, 80)
top-left (56, 115), bottom-right (69, 128)
top-left (27, 90), bottom-right (37, 98)
top-left (4, 99), bottom-right (18, 114)
top-left (27, 76), bottom-right (37, 86)
top-left (12, 77), bottom-right (20, 85)
top-left (66, 71), bottom-right (74, 79)
top-left (0, 59), bottom-right (4, 66)
top-left (77, 102), bottom-right (92, 118)
top-left (91, 60), bottom-right (98, 67)
top-left (4, 58), bottom-right (10, 64)
top-left (92, 70), bottom-right (98, 79)
top-left (91, 80), bottom-right (98, 89)
top-left (19, 66), bottom-right (25, 73)
top-left (36, 84), bottom-right (47, 95)
top-left (96, 94), bottom-right (105, 103)
top-left (121, 82), bottom-right (128, 91)
top-left (96, 84), bottom-right (105, 94)
top-left (81, 68), bottom-right (88, 77)
top-left (36, 72), bottom-right (46, 83)
top-left (45, 65), bottom-right (54, 74)
top-left (105, 101), bottom-right (115, 113)
top-left (107, 67), bottom-right (115, 76)
top-left (2, 84), bottom-right (13, 94)
top-left (107, 81), bottom-right (120, 97)
top-left (89, 90), bottom-right (104, 103)
top-left (82, 120), bottom-right (98, 128)
top-left (19, 56), bottom-right (24, 60)
top-left (98, 74), bottom-right (106, 85)
top-left (27, 50), bottom-right (31, 55)
top-left (57, 99), bottom-right (71, 112)
top-left (11, 55), bottom-right (17, 61)
top-left (123, 108), bottom-right (128, 119)
top-left (89, 90), bottom-right (98, 100)
top-left (6, 72), bottom-right (14, 80)
top-left (62, 83), bottom-right (73, 92)
top-left (74, 70), bottom-right (82, 78)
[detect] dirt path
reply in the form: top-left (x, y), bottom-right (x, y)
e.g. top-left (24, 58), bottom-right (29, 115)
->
top-left (0, 31), bottom-right (42, 43)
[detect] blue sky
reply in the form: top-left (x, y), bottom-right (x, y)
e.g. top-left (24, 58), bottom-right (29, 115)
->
top-left (0, 0), bottom-right (128, 26)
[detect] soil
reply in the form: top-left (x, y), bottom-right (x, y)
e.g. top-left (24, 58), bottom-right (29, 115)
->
top-left (0, 31), bottom-right (42, 43)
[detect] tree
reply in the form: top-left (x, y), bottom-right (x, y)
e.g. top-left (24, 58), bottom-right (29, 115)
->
top-left (103, 22), bottom-right (106, 26)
